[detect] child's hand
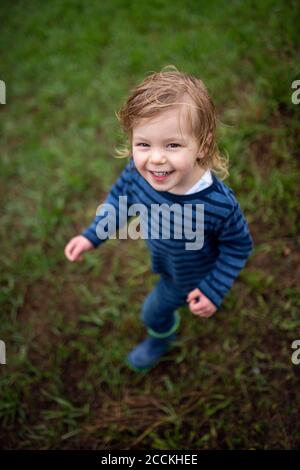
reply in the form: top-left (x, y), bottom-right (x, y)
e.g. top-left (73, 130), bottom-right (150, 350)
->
top-left (186, 288), bottom-right (217, 318)
top-left (64, 235), bottom-right (94, 262)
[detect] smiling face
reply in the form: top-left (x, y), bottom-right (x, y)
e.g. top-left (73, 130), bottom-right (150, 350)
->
top-left (132, 105), bottom-right (206, 194)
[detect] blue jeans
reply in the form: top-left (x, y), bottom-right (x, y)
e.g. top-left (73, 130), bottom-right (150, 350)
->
top-left (140, 275), bottom-right (188, 336)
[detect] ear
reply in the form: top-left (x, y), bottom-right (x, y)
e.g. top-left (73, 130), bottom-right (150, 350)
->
top-left (197, 131), bottom-right (213, 160)
top-left (196, 149), bottom-right (205, 161)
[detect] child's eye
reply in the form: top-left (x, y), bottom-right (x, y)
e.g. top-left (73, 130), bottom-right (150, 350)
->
top-left (136, 143), bottom-right (149, 147)
top-left (134, 143), bottom-right (181, 149)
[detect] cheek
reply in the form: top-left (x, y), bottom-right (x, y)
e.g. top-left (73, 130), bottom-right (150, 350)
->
top-left (174, 158), bottom-right (195, 172)
top-left (132, 153), bottom-right (146, 169)
top-left (132, 150), bottom-right (140, 162)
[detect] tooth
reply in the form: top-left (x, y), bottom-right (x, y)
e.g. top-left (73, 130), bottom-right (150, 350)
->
top-left (152, 171), bottom-right (171, 176)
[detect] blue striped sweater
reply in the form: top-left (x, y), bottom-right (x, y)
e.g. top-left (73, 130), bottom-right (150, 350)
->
top-left (82, 159), bottom-right (253, 309)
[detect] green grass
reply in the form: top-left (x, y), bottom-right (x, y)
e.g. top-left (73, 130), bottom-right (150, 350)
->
top-left (1, 0), bottom-right (300, 449)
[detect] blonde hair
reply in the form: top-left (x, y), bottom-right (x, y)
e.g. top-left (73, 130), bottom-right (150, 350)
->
top-left (115, 65), bottom-right (229, 180)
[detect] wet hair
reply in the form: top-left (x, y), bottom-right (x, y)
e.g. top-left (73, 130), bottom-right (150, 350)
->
top-left (115, 65), bottom-right (229, 180)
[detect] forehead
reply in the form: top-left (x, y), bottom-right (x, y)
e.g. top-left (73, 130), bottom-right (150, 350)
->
top-left (132, 105), bottom-right (194, 137)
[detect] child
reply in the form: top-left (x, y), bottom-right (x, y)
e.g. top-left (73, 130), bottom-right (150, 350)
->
top-left (64, 66), bottom-right (253, 373)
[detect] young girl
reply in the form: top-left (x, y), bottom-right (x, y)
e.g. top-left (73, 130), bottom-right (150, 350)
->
top-left (64, 66), bottom-right (253, 372)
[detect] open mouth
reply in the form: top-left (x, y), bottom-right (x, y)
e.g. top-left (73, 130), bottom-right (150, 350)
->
top-left (149, 170), bottom-right (175, 178)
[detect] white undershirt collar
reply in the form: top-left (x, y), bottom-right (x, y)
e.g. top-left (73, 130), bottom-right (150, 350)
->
top-left (184, 169), bottom-right (213, 195)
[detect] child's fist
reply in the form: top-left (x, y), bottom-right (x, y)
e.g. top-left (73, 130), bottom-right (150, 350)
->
top-left (186, 288), bottom-right (217, 318)
top-left (64, 235), bottom-right (94, 262)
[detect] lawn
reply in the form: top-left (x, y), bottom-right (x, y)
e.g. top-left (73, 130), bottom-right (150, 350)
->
top-left (0, 0), bottom-right (300, 449)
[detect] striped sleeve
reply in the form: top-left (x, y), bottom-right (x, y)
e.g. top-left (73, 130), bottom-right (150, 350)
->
top-left (198, 203), bottom-right (253, 308)
top-left (81, 161), bottom-right (134, 247)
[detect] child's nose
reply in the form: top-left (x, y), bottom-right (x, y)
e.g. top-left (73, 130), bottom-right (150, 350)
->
top-left (149, 149), bottom-right (167, 164)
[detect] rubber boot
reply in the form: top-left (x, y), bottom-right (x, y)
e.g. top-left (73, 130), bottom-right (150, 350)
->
top-left (125, 311), bottom-right (180, 372)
